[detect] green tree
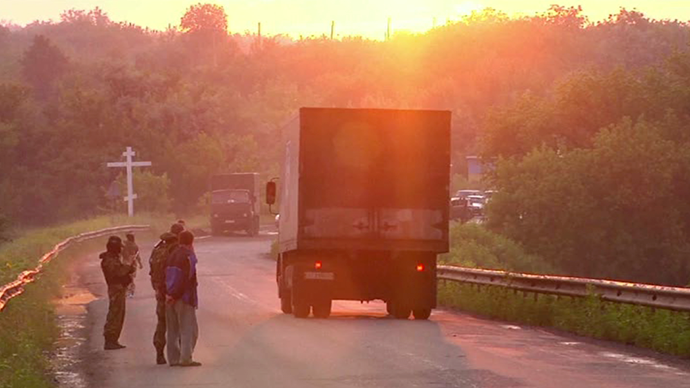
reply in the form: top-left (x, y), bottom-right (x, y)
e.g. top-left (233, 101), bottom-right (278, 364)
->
top-left (180, 3), bottom-right (228, 36)
top-left (179, 3), bottom-right (230, 66)
top-left (488, 118), bottom-right (690, 285)
top-left (116, 171), bottom-right (171, 214)
top-left (21, 35), bottom-right (69, 99)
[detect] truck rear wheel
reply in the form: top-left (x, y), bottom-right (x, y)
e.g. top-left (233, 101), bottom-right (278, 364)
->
top-left (292, 294), bottom-right (310, 318)
top-left (280, 292), bottom-right (292, 314)
top-left (312, 299), bottom-right (332, 319)
top-left (391, 302), bottom-right (411, 320)
top-left (412, 308), bottom-right (432, 320)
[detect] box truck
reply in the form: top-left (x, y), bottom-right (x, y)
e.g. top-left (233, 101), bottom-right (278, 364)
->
top-left (267, 108), bottom-right (450, 319)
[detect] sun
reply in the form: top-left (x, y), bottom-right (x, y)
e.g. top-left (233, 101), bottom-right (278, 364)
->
top-left (454, 1), bottom-right (484, 17)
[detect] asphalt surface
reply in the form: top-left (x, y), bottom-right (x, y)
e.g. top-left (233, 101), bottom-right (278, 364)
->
top-left (76, 232), bottom-right (690, 388)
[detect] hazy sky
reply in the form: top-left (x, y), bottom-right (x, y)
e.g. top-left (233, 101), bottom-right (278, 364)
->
top-left (1, 0), bottom-right (689, 38)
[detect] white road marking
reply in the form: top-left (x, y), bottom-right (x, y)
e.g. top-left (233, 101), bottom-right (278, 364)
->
top-left (599, 352), bottom-right (688, 375)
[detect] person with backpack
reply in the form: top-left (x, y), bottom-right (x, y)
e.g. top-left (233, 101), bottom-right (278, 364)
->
top-left (149, 223), bottom-right (184, 364)
top-left (100, 236), bottom-right (136, 350)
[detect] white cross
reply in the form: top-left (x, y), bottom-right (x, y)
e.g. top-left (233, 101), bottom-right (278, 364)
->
top-left (107, 147), bottom-right (152, 217)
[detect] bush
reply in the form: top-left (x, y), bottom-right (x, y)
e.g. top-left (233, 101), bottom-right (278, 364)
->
top-left (441, 222), bottom-right (553, 273)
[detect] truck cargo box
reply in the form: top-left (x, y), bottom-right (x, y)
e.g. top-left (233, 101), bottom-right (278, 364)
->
top-left (278, 107), bottom-right (451, 254)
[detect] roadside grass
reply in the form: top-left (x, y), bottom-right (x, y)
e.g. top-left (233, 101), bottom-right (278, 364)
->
top-left (439, 222), bottom-right (690, 357)
top-left (0, 213), bottom-right (196, 388)
top-left (0, 246), bottom-right (74, 388)
top-left (438, 281), bottom-right (690, 357)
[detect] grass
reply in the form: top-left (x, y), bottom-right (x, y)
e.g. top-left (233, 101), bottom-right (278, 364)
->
top-left (0, 250), bottom-right (70, 388)
top-left (438, 281), bottom-right (690, 357)
top-left (441, 222), bottom-right (553, 273)
top-left (439, 222), bottom-right (690, 357)
top-left (0, 213), bottom-right (203, 388)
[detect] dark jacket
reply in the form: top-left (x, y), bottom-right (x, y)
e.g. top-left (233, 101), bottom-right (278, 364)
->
top-left (165, 245), bottom-right (198, 308)
top-left (100, 251), bottom-right (134, 288)
top-left (149, 232), bottom-right (179, 292)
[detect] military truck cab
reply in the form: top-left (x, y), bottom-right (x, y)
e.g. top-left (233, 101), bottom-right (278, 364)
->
top-left (210, 173), bottom-right (260, 236)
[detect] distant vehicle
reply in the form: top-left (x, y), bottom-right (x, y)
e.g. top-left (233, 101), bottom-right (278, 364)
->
top-left (450, 197), bottom-right (472, 222)
top-left (454, 189), bottom-right (481, 199)
top-left (467, 194), bottom-right (486, 216)
top-left (266, 107), bottom-right (451, 320)
top-left (210, 173), bottom-right (261, 236)
top-left (484, 190), bottom-right (496, 199)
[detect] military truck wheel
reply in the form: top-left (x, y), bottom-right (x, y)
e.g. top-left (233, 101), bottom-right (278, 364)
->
top-left (312, 299), bottom-right (332, 319)
top-left (292, 294), bottom-right (310, 318)
top-left (412, 308), bottom-right (432, 320)
top-left (280, 292), bottom-right (292, 314)
top-left (253, 218), bottom-right (260, 236)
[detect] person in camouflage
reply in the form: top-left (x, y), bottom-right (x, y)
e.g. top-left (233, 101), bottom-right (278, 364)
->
top-left (148, 223), bottom-right (184, 364)
top-left (100, 235), bottom-right (136, 350)
top-left (122, 233), bottom-right (143, 298)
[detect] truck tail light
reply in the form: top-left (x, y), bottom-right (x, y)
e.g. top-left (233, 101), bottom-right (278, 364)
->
top-left (315, 261), bottom-right (322, 270)
top-left (416, 264), bottom-right (425, 272)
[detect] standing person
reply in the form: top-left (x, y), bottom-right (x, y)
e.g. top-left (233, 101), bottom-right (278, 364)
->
top-left (149, 223), bottom-right (184, 365)
top-left (122, 233), bottom-right (143, 298)
top-left (100, 236), bottom-right (136, 350)
top-left (165, 230), bottom-right (200, 367)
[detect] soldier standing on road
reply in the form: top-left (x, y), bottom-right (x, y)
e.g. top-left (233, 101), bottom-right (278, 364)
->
top-left (148, 223), bottom-right (184, 365)
top-left (166, 230), bottom-right (201, 367)
top-left (122, 233), bottom-right (143, 298)
top-left (100, 235), bottom-right (136, 350)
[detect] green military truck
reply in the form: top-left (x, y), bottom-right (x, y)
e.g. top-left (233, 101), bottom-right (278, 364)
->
top-left (266, 108), bottom-right (451, 319)
top-left (210, 173), bottom-right (261, 236)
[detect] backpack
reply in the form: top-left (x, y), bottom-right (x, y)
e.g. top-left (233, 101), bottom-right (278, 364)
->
top-left (149, 240), bottom-right (177, 289)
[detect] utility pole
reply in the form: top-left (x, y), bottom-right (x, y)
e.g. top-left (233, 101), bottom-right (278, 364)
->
top-left (107, 146), bottom-right (152, 217)
top-left (330, 20), bottom-right (335, 40)
top-left (386, 17), bottom-right (391, 40)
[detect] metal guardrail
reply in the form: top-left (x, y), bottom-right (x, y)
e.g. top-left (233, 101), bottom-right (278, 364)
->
top-left (0, 225), bottom-right (150, 312)
top-left (438, 265), bottom-right (690, 312)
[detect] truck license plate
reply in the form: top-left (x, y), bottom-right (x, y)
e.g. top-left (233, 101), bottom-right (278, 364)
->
top-left (304, 272), bottom-right (334, 280)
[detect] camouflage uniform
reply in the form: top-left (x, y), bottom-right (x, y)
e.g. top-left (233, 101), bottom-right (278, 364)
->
top-left (149, 231), bottom-right (180, 363)
top-left (122, 239), bottom-right (141, 296)
top-left (100, 245), bottom-right (135, 348)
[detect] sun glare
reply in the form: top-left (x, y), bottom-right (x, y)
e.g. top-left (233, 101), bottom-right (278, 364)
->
top-left (454, 1), bottom-right (484, 17)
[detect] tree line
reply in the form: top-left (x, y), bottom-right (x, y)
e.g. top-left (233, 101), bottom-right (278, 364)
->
top-left (0, 4), bottom-right (689, 284)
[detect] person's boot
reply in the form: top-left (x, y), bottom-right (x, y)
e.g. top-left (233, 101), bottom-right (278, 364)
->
top-left (156, 352), bottom-right (167, 365)
top-left (104, 340), bottom-right (126, 350)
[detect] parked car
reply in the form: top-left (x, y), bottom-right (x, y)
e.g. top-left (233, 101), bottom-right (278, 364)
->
top-left (467, 194), bottom-right (487, 216)
top-left (450, 197), bottom-right (472, 223)
top-left (454, 189), bottom-right (481, 199)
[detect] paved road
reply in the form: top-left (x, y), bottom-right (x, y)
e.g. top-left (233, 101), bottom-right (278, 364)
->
top-left (76, 233), bottom-right (690, 388)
